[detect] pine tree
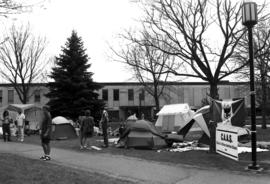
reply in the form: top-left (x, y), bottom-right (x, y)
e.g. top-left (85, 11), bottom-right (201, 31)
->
top-left (46, 30), bottom-right (104, 120)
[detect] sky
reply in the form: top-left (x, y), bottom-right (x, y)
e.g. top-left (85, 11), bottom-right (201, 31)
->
top-left (2, 0), bottom-right (143, 82)
top-left (0, 0), bottom-right (267, 83)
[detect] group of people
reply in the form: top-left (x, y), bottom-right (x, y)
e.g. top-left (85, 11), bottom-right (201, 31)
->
top-left (1, 106), bottom-right (110, 161)
top-left (1, 106), bottom-right (52, 161)
top-left (2, 110), bottom-right (26, 142)
top-left (78, 108), bottom-right (109, 149)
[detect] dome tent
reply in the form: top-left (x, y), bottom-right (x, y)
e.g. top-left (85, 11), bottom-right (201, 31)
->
top-left (51, 116), bottom-right (77, 140)
top-left (117, 120), bottom-right (168, 149)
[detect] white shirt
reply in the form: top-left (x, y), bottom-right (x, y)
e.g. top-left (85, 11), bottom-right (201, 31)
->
top-left (16, 113), bottom-right (25, 126)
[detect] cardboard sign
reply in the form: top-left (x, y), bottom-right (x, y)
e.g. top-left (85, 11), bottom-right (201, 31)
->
top-left (216, 125), bottom-right (239, 161)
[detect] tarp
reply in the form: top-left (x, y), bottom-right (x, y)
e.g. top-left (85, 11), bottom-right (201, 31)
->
top-left (117, 120), bottom-right (167, 149)
top-left (155, 104), bottom-right (195, 132)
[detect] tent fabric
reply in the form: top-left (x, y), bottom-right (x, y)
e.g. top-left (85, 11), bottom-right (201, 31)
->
top-left (155, 104), bottom-right (194, 132)
top-left (178, 99), bottom-right (247, 145)
top-left (51, 123), bottom-right (77, 140)
top-left (52, 116), bottom-right (70, 125)
top-left (157, 103), bottom-right (190, 115)
top-left (117, 120), bottom-right (167, 149)
top-left (4, 104), bottom-right (43, 130)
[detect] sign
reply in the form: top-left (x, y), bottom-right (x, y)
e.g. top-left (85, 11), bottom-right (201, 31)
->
top-left (216, 125), bottom-right (239, 161)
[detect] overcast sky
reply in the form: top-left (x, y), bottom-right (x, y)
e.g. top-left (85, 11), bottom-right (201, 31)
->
top-left (1, 0), bottom-right (143, 82)
top-left (0, 0), bottom-right (267, 83)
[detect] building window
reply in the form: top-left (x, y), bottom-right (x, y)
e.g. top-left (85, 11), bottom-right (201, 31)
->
top-left (34, 90), bottom-right (41, 103)
top-left (8, 90), bottom-right (14, 103)
top-left (128, 89), bottom-right (134, 101)
top-left (139, 89), bottom-right (145, 101)
top-left (113, 89), bottom-right (119, 101)
top-left (102, 89), bottom-right (108, 101)
top-left (0, 90), bottom-right (2, 103)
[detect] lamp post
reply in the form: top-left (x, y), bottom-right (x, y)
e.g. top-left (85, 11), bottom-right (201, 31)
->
top-left (242, 1), bottom-right (261, 171)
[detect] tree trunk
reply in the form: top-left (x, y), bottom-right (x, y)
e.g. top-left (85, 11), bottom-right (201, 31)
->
top-left (261, 74), bottom-right (267, 129)
top-left (209, 82), bottom-right (219, 100)
top-left (209, 82), bottom-right (219, 123)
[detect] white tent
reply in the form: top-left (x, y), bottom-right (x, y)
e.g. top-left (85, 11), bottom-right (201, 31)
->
top-left (155, 104), bottom-right (195, 132)
top-left (3, 104), bottom-right (43, 131)
top-left (52, 116), bottom-right (70, 124)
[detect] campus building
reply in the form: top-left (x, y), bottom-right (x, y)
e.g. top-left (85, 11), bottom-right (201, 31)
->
top-left (97, 81), bottom-right (250, 121)
top-left (0, 81), bottom-right (250, 121)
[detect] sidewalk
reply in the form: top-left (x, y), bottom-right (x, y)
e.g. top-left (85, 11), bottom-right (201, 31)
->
top-left (0, 141), bottom-right (270, 184)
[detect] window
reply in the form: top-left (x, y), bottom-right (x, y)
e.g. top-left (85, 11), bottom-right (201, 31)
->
top-left (139, 89), bottom-right (145, 101)
top-left (8, 90), bottom-right (14, 103)
top-left (128, 89), bottom-right (134, 101)
top-left (0, 90), bottom-right (2, 103)
top-left (113, 89), bottom-right (119, 101)
top-left (34, 90), bottom-right (41, 102)
top-left (102, 89), bottom-right (108, 101)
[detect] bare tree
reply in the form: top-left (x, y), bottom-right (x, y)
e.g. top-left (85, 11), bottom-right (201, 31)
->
top-left (139, 0), bottom-right (268, 99)
top-left (0, 0), bottom-right (47, 17)
top-left (112, 31), bottom-right (178, 112)
top-left (0, 24), bottom-right (48, 104)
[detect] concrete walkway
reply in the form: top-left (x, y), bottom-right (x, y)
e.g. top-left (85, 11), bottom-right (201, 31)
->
top-left (0, 141), bottom-right (269, 184)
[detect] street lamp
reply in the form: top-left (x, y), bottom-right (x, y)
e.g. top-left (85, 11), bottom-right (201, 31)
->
top-left (242, 1), bottom-right (262, 171)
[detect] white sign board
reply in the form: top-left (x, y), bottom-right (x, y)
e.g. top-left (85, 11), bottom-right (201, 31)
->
top-left (216, 125), bottom-right (238, 161)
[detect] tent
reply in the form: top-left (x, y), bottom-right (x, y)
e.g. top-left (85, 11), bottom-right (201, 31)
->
top-left (5, 104), bottom-right (43, 131)
top-left (51, 116), bottom-right (77, 140)
top-left (177, 105), bottom-right (211, 143)
top-left (178, 98), bottom-right (248, 145)
top-left (117, 120), bottom-right (168, 149)
top-left (155, 104), bottom-right (195, 132)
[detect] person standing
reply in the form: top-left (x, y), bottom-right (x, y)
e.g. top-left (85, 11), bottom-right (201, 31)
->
top-left (2, 110), bottom-right (11, 142)
top-left (100, 108), bottom-right (109, 148)
top-left (16, 110), bottom-right (25, 142)
top-left (80, 110), bottom-right (94, 149)
top-left (40, 105), bottom-right (52, 161)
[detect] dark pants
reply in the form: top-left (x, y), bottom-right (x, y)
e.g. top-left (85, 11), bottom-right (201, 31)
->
top-left (2, 124), bottom-right (11, 141)
top-left (102, 124), bottom-right (108, 146)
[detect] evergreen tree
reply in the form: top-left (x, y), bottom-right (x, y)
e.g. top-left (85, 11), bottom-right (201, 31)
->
top-left (46, 30), bottom-right (104, 120)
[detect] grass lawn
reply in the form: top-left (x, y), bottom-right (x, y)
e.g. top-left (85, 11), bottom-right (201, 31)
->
top-left (21, 125), bottom-right (270, 174)
top-left (0, 153), bottom-right (135, 184)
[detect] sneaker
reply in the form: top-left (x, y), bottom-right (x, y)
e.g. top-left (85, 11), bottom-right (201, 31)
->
top-left (80, 146), bottom-right (84, 150)
top-left (43, 156), bottom-right (51, 161)
top-left (40, 156), bottom-right (46, 160)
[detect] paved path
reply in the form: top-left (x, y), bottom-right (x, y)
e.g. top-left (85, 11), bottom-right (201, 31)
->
top-left (0, 142), bottom-right (269, 184)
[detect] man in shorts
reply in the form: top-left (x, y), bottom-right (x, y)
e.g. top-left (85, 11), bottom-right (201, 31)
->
top-left (40, 105), bottom-right (52, 161)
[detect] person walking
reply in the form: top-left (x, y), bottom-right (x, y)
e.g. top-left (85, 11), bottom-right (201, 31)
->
top-left (100, 108), bottom-right (109, 148)
top-left (2, 110), bottom-right (11, 142)
top-left (16, 110), bottom-right (25, 142)
top-left (80, 110), bottom-right (94, 149)
top-left (40, 105), bottom-right (52, 161)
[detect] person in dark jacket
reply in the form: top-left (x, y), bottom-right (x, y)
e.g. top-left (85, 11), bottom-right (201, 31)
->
top-left (39, 105), bottom-right (52, 161)
top-left (80, 110), bottom-right (94, 149)
top-left (2, 110), bottom-right (11, 142)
